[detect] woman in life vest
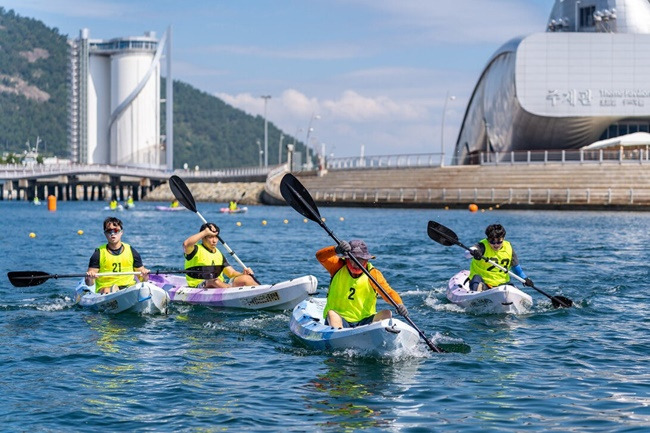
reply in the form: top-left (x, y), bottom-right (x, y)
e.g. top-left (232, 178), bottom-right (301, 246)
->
top-left (316, 239), bottom-right (408, 329)
top-left (85, 217), bottom-right (149, 294)
top-left (468, 223), bottom-right (533, 291)
top-left (183, 222), bottom-right (256, 288)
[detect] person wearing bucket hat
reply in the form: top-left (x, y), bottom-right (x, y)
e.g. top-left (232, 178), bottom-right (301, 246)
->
top-left (316, 239), bottom-right (408, 329)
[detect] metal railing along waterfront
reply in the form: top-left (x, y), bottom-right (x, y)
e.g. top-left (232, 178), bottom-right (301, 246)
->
top-left (458, 148), bottom-right (650, 166)
top-left (307, 186), bottom-right (650, 207)
top-left (321, 148), bottom-right (650, 172)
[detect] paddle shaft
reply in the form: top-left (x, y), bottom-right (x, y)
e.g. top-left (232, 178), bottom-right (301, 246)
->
top-left (284, 180), bottom-right (444, 353)
top-left (430, 225), bottom-right (571, 308)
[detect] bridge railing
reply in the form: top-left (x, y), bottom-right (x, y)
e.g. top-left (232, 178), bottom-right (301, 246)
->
top-left (0, 162), bottom-right (274, 181)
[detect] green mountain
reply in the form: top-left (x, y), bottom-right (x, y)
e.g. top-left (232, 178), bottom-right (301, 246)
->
top-left (0, 7), bottom-right (308, 169)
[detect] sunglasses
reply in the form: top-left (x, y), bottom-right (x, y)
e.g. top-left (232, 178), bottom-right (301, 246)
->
top-left (488, 238), bottom-right (504, 245)
top-left (104, 228), bottom-right (123, 235)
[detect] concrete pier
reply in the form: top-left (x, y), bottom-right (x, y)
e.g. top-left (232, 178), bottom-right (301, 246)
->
top-left (263, 162), bottom-right (650, 210)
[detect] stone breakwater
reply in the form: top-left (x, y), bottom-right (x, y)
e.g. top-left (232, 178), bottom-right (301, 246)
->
top-left (144, 182), bottom-right (266, 205)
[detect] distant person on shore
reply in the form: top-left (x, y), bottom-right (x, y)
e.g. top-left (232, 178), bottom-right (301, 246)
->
top-left (183, 222), bottom-right (256, 288)
top-left (85, 217), bottom-right (149, 294)
top-left (316, 239), bottom-right (408, 328)
top-left (467, 223), bottom-right (533, 291)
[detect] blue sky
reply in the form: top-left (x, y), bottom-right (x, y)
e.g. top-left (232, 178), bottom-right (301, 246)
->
top-left (3, 0), bottom-right (555, 160)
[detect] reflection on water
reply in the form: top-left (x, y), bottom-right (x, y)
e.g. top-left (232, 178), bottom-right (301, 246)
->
top-left (305, 356), bottom-right (425, 431)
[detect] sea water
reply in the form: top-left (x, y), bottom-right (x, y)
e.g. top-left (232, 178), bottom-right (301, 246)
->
top-left (1, 201), bottom-right (648, 432)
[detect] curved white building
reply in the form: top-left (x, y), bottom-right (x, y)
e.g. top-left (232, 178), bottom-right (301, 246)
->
top-left (453, 0), bottom-right (650, 164)
top-left (69, 28), bottom-right (173, 169)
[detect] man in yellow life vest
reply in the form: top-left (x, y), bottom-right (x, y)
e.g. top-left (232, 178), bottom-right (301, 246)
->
top-left (316, 239), bottom-right (408, 329)
top-left (109, 199), bottom-right (118, 210)
top-left (229, 200), bottom-right (237, 211)
top-left (85, 217), bottom-right (149, 294)
top-left (183, 222), bottom-right (256, 288)
top-left (468, 223), bottom-right (534, 292)
top-left (170, 199), bottom-right (179, 208)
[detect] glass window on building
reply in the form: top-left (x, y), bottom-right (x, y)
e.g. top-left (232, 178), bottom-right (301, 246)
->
top-left (580, 6), bottom-right (596, 28)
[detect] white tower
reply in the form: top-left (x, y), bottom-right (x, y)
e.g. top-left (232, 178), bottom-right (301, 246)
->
top-left (69, 27), bottom-right (172, 169)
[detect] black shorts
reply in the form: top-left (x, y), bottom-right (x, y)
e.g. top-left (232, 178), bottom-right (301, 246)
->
top-left (325, 314), bottom-right (376, 328)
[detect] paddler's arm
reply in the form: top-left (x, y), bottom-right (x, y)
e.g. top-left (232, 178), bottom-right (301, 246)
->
top-left (369, 267), bottom-right (403, 305)
top-left (315, 246), bottom-right (345, 277)
top-left (85, 249), bottom-right (100, 285)
top-left (131, 247), bottom-right (149, 282)
top-left (182, 226), bottom-right (216, 254)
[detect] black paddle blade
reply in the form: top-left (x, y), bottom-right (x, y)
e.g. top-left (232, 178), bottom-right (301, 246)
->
top-left (169, 175), bottom-right (197, 212)
top-left (427, 221), bottom-right (459, 246)
top-left (7, 271), bottom-right (51, 287)
top-left (551, 295), bottom-right (573, 309)
top-left (280, 173), bottom-right (321, 222)
top-left (186, 265), bottom-right (225, 280)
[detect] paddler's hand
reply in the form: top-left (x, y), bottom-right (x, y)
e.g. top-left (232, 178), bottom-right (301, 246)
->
top-left (242, 267), bottom-right (254, 276)
top-left (335, 241), bottom-right (351, 255)
top-left (139, 267), bottom-right (150, 282)
top-left (524, 277), bottom-right (534, 287)
top-left (85, 270), bottom-right (97, 285)
top-left (396, 303), bottom-right (408, 317)
top-left (470, 248), bottom-right (483, 260)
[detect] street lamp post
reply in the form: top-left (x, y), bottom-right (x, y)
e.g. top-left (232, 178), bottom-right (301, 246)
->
top-left (261, 95), bottom-right (271, 167)
top-left (278, 133), bottom-right (284, 165)
top-left (256, 139), bottom-right (263, 167)
top-left (305, 113), bottom-right (320, 169)
top-left (440, 91), bottom-right (456, 167)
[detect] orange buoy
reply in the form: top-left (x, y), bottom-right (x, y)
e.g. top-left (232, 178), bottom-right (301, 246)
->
top-left (47, 195), bottom-right (57, 212)
top-left (468, 203), bottom-right (478, 213)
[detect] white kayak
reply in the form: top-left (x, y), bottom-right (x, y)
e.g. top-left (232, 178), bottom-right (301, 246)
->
top-left (447, 270), bottom-right (533, 314)
top-left (148, 274), bottom-right (318, 311)
top-left (74, 279), bottom-right (170, 314)
top-left (290, 298), bottom-right (421, 355)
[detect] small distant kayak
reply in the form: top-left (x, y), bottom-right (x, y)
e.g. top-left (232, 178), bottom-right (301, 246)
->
top-left (220, 207), bottom-right (248, 214)
top-left (74, 279), bottom-right (169, 314)
top-left (155, 205), bottom-right (185, 212)
top-left (104, 204), bottom-right (124, 211)
top-left (447, 270), bottom-right (533, 314)
top-left (149, 274), bottom-right (317, 310)
top-left (289, 298), bottom-right (420, 355)
top-left (124, 203), bottom-right (136, 210)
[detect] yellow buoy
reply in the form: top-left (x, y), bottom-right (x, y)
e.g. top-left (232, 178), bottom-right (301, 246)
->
top-left (283, 219), bottom-right (289, 224)
top-left (29, 232), bottom-right (36, 238)
top-left (236, 221), bottom-right (242, 226)
top-left (339, 217), bottom-right (344, 221)
top-left (262, 220), bottom-right (267, 226)
top-left (303, 218), bottom-right (308, 223)
top-left (468, 203), bottom-right (479, 213)
top-left (321, 217), bottom-right (326, 222)
top-left (77, 230), bottom-right (84, 235)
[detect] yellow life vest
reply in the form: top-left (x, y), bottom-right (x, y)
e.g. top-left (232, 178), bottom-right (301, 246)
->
top-left (324, 262), bottom-right (377, 323)
top-left (184, 243), bottom-right (225, 287)
top-left (229, 201), bottom-right (237, 211)
top-left (109, 200), bottom-right (117, 209)
top-left (96, 243), bottom-right (135, 292)
top-left (469, 239), bottom-right (513, 287)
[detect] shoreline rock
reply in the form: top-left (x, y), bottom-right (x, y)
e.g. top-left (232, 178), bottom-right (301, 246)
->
top-left (144, 182), bottom-right (266, 205)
